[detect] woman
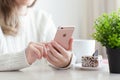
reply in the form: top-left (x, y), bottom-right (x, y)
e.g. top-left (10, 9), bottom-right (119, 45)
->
top-left (0, 0), bottom-right (76, 71)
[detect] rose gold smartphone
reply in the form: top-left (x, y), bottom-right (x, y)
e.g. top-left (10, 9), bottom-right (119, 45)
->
top-left (54, 26), bottom-right (74, 50)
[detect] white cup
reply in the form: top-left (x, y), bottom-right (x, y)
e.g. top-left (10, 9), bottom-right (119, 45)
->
top-left (73, 39), bottom-right (95, 63)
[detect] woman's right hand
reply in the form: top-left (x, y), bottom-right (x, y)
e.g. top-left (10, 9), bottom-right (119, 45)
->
top-left (25, 42), bottom-right (45, 65)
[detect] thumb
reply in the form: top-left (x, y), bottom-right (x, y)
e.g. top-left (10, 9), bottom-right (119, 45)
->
top-left (43, 44), bottom-right (48, 58)
top-left (68, 37), bottom-right (73, 51)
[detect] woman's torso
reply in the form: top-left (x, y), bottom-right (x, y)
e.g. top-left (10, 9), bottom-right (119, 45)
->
top-left (0, 9), bottom-right (40, 54)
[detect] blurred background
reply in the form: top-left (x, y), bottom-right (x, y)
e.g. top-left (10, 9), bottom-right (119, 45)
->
top-left (33, 0), bottom-right (120, 58)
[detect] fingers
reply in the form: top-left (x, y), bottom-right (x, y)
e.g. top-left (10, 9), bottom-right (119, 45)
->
top-left (47, 44), bottom-right (64, 61)
top-left (46, 50), bottom-right (62, 67)
top-left (27, 40), bottom-right (73, 68)
top-left (29, 43), bottom-right (42, 59)
top-left (29, 42), bottom-right (45, 59)
top-left (26, 42), bottom-right (48, 65)
top-left (46, 42), bottom-right (71, 68)
top-left (47, 50), bottom-right (59, 63)
top-left (47, 54), bottom-right (58, 67)
top-left (34, 44), bottom-right (44, 59)
top-left (50, 41), bottom-right (67, 57)
top-left (46, 47), bottom-right (72, 68)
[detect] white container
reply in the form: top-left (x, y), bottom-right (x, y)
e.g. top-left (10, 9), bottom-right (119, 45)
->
top-left (73, 39), bottom-right (95, 63)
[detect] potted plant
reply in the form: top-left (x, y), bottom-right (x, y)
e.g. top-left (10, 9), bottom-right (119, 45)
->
top-left (92, 9), bottom-right (120, 73)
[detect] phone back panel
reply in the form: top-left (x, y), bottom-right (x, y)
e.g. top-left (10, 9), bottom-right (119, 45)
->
top-left (54, 27), bottom-right (74, 50)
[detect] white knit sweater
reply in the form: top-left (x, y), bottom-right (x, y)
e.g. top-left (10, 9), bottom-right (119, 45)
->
top-left (0, 9), bottom-right (76, 71)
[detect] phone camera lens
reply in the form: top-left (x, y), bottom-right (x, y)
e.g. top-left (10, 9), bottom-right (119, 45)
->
top-left (63, 33), bottom-right (66, 37)
top-left (61, 27), bottom-right (63, 29)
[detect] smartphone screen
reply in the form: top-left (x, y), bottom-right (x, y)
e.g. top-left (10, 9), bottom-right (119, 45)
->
top-left (54, 26), bottom-right (74, 50)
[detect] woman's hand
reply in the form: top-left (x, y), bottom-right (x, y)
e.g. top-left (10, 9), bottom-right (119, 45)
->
top-left (46, 38), bottom-right (73, 68)
top-left (25, 42), bottom-right (45, 65)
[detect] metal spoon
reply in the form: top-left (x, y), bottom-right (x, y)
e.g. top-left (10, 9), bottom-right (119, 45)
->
top-left (92, 50), bottom-right (98, 57)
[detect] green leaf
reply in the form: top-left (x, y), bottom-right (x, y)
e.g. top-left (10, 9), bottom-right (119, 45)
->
top-left (92, 9), bottom-right (120, 49)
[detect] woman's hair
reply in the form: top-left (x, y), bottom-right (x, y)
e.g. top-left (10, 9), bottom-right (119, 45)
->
top-left (0, 0), bottom-right (36, 36)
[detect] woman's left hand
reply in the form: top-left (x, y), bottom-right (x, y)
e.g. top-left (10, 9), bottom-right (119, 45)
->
top-left (46, 38), bottom-right (73, 68)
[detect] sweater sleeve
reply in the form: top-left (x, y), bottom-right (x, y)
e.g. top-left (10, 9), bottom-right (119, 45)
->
top-left (0, 27), bottom-right (30, 71)
top-left (0, 50), bottom-right (30, 71)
